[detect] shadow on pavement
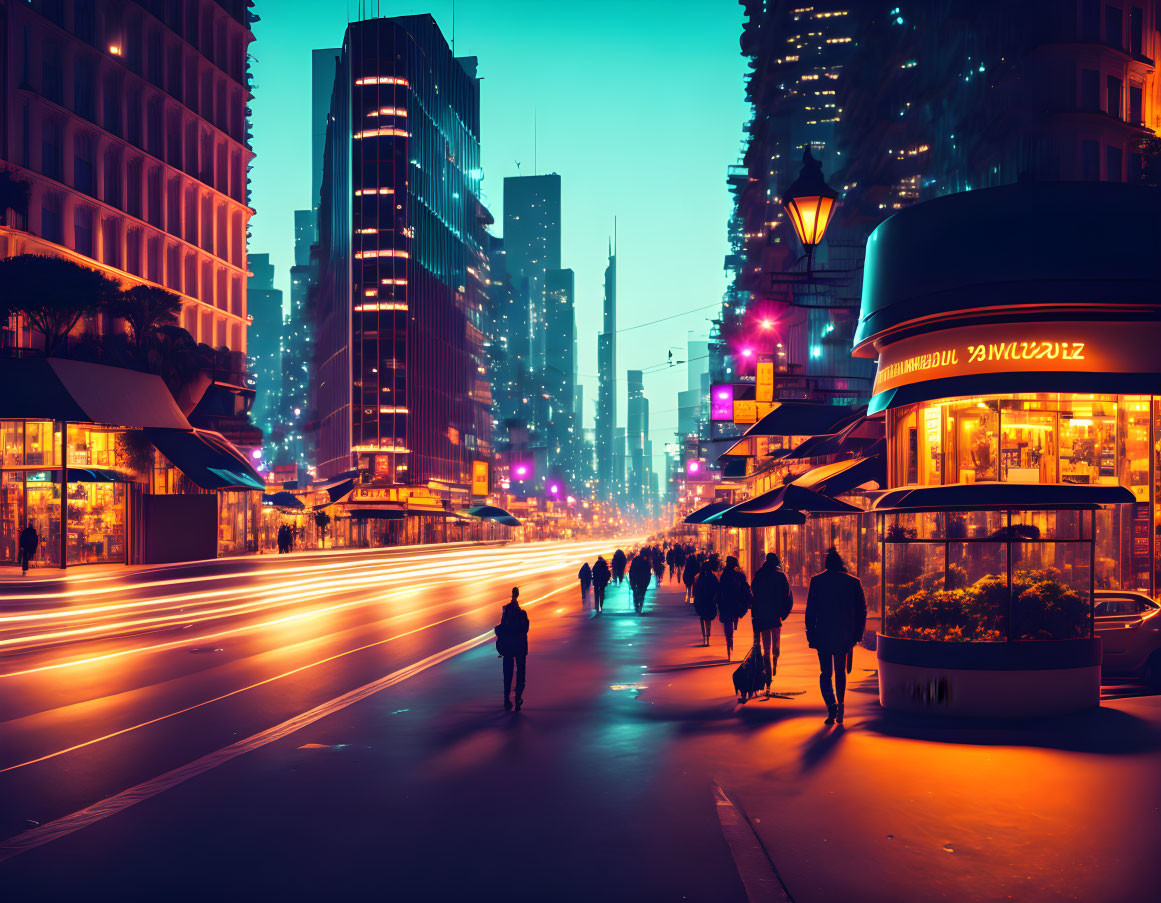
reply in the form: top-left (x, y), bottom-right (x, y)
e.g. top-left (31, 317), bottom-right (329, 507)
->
top-left (1100, 681), bottom-right (1160, 701)
top-left (859, 704), bottom-right (1161, 755)
top-left (800, 723), bottom-right (846, 771)
top-left (647, 660), bottom-right (734, 672)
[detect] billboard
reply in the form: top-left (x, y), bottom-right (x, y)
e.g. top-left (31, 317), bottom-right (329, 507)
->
top-left (471, 460), bottom-right (489, 496)
top-left (710, 384), bottom-right (734, 421)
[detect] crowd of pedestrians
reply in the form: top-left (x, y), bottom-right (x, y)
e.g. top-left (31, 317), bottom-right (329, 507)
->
top-left (503, 538), bottom-right (865, 724)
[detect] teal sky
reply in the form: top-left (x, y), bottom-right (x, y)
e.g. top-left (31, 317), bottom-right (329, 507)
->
top-left (249, 0), bottom-right (747, 461)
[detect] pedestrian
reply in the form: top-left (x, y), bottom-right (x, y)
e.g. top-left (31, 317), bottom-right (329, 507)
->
top-left (692, 561), bottom-right (719, 646)
top-left (579, 561), bottom-right (592, 599)
top-left (715, 556), bottom-right (751, 661)
top-left (612, 548), bottom-right (627, 585)
top-left (592, 556), bottom-right (611, 612)
top-left (18, 523), bottom-right (38, 575)
top-left (629, 550), bottom-right (652, 613)
top-left (682, 554), bottom-right (699, 602)
top-left (805, 547), bottom-right (867, 725)
top-left (494, 587), bottom-right (529, 711)
top-left (652, 547), bottom-right (665, 586)
top-left (750, 552), bottom-right (794, 697)
top-left (277, 524), bottom-right (288, 554)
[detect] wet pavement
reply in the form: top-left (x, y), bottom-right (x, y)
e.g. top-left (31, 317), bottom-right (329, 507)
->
top-left (1, 557), bottom-right (1160, 901)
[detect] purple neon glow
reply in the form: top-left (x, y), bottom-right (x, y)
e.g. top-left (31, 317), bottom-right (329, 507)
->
top-left (515, 465), bottom-right (528, 477)
top-left (741, 347), bottom-right (753, 357)
top-left (686, 459), bottom-right (702, 476)
top-left (549, 483), bottom-right (559, 494)
top-left (711, 384), bottom-right (734, 421)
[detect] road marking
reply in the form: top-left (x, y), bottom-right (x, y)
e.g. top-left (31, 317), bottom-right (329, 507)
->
top-left (713, 781), bottom-right (794, 903)
top-left (0, 583), bottom-right (573, 862)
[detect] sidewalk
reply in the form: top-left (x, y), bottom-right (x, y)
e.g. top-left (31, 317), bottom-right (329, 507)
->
top-left (3, 578), bottom-right (1160, 901)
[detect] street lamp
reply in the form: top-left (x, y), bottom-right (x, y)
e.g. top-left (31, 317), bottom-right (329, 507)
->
top-left (781, 146), bottom-right (837, 275)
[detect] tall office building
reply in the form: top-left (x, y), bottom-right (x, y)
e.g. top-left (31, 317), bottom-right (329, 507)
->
top-left (626, 369), bottom-right (650, 514)
top-left (310, 16), bottom-right (492, 504)
top-left (543, 266), bottom-right (575, 478)
top-left (311, 48), bottom-right (341, 219)
top-left (502, 173), bottom-right (561, 373)
top-left (485, 234), bottom-right (533, 435)
top-left (677, 335), bottom-right (710, 437)
top-left (273, 208), bottom-right (314, 470)
top-left (595, 239), bottom-right (617, 501)
top-left (0, 0), bottom-right (255, 356)
top-left (247, 253), bottom-right (282, 450)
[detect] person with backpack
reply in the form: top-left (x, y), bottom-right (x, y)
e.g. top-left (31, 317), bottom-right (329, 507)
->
top-left (805, 547), bottom-right (867, 725)
top-left (578, 562), bottom-right (592, 600)
top-left (591, 556), bottom-right (611, 612)
top-left (715, 556), bottom-right (751, 661)
top-left (692, 561), bottom-right (719, 646)
top-left (494, 587), bottom-right (530, 711)
top-left (750, 552), bottom-right (794, 697)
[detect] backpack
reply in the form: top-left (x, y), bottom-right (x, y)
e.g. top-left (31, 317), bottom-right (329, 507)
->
top-left (494, 619), bottom-right (510, 657)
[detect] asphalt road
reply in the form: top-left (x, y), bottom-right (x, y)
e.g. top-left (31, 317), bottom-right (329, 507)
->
top-left (0, 540), bottom-right (636, 856)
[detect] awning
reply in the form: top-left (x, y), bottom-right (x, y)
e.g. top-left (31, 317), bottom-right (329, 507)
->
top-left (346, 505), bottom-right (406, 519)
top-left (65, 468), bottom-right (134, 483)
top-left (790, 453), bottom-right (886, 497)
top-left (712, 483), bottom-right (861, 520)
top-left (263, 491), bottom-right (305, 510)
top-left (743, 402), bottom-right (864, 438)
top-left (0, 358), bottom-right (191, 428)
top-left (683, 501), bottom-right (732, 524)
top-left (468, 505), bottom-right (521, 527)
top-left (324, 479), bottom-right (356, 504)
top-left (872, 482), bottom-right (1137, 511)
top-left (783, 433), bottom-right (838, 460)
top-left (145, 428), bottom-right (265, 491)
top-left (717, 436), bottom-right (757, 460)
top-left (868, 371), bottom-right (1161, 415)
top-left (706, 507), bottom-right (807, 528)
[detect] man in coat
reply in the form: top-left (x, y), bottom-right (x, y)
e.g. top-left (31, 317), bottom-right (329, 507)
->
top-left (715, 556), bottom-right (751, 661)
top-left (805, 547), bottom-right (867, 725)
top-left (629, 550), bottom-right (653, 613)
top-left (18, 523), bottom-right (38, 575)
top-left (750, 552), bottom-right (794, 696)
top-left (494, 587), bottom-right (530, 710)
top-left (591, 556), bottom-right (611, 612)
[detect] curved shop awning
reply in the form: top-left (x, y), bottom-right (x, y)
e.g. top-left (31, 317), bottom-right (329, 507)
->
top-left (263, 491), bottom-right (305, 510)
top-left (790, 453), bottom-right (886, 497)
top-left (145, 428), bottom-right (264, 491)
top-left (0, 358), bottom-right (191, 428)
top-left (708, 484), bottom-right (860, 528)
top-left (706, 506), bottom-right (807, 528)
top-left (872, 482), bottom-right (1137, 512)
top-left (468, 505), bottom-right (521, 527)
top-left (683, 501), bottom-right (733, 524)
top-left (64, 468), bottom-right (136, 483)
top-left (744, 402), bottom-right (863, 438)
top-left (346, 506), bottom-right (407, 519)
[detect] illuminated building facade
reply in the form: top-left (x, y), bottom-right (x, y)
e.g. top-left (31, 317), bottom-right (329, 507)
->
top-left (311, 15), bottom-right (492, 509)
top-left (595, 240), bottom-right (618, 500)
top-left (246, 252), bottom-right (282, 452)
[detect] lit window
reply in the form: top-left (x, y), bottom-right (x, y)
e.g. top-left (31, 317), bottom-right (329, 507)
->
top-left (354, 76), bottom-right (409, 87)
top-left (381, 277), bottom-right (407, 285)
top-left (354, 249), bottom-right (409, 260)
top-left (354, 127), bottom-right (410, 140)
top-left (355, 188), bottom-right (394, 196)
top-left (367, 107), bottom-right (407, 118)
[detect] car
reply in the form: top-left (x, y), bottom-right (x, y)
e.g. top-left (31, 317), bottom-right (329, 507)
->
top-left (1094, 590), bottom-right (1161, 686)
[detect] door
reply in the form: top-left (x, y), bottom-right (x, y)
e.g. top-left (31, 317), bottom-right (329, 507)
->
top-left (0, 472), bottom-right (25, 564)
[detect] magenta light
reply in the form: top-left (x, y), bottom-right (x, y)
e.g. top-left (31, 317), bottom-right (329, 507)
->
top-left (549, 483), bottom-right (559, 494)
top-left (687, 460), bottom-right (701, 475)
top-left (515, 466), bottom-right (528, 477)
top-left (741, 347), bottom-right (754, 358)
top-left (711, 384), bottom-right (734, 421)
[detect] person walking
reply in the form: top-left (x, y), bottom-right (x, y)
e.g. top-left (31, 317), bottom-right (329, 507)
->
top-left (592, 556), bottom-right (611, 612)
top-left (692, 561), bottom-right (719, 646)
top-left (805, 547), bottom-right (867, 725)
top-left (494, 587), bottom-right (529, 711)
top-left (750, 552), bottom-right (794, 697)
top-left (715, 556), bottom-right (751, 661)
top-left (612, 548), bottom-right (627, 585)
top-left (652, 547), bottom-right (665, 586)
top-left (629, 550), bottom-right (652, 613)
top-left (682, 554), bottom-right (699, 602)
top-left (277, 524), bottom-right (288, 554)
top-left (578, 562), bottom-right (592, 600)
top-left (18, 523), bottom-right (38, 575)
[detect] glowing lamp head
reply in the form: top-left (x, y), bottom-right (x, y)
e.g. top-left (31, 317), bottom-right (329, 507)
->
top-left (760, 319), bottom-right (773, 330)
top-left (741, 347), bottom-right (754, 358)
top-left (549, 483), bottom-right (559, 494)
top-left (781, 147), bottom-right (838, 254)
top-left (515, 465), bottom-right (528, 478)
top-left (686, 459), bottom-right (702, 477)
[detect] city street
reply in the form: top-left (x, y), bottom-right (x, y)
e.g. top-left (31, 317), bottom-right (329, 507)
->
top-left (1, 545), bottom-right (1159, 901)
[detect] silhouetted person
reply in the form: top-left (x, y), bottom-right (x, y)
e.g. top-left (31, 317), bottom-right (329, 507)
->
top-left (612, 549), bottom-right (627, 584)
top-left (652, 547), bottom-right (665, 586)
top-left (494, 587), bottom-right (529, 711)
top-left (277, 524), bottom-right (290, 554)
top-left (682, 555), bottom-right (699, 602)
top-left (805, 547), bottom-right (867, 725)
top-left (629, 550), bottom-right (652, 613)
top-left (750, 552), bottom-right (794, 697)
top-left (715, 556), bottom-right (751, 661)
top-left (592, 556), bottom-right (611, 612)
top-left (18, 523), bottom-right (38, 575)
top-left (692, 562), bottom-right (719, 646)
top-left (578, 562), bottom-right (592, 599)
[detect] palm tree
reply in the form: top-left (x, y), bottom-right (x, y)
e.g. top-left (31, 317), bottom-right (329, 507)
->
top-left (114, 284), bottom-right (183, 361)
top-left (0, 255), bottom-right (119, 355)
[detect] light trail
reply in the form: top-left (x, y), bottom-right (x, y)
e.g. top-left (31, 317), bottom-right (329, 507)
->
top-left (0, 581), bottom-right (576, 775)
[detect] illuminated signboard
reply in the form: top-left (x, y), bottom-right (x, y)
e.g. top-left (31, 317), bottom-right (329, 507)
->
top-left (871, 321), bottom-right (1161, 396)
top-left (710, 384), bottom-right (734, 420)
top-left (733, 399), bottom-right (757, 424)
top-left (756, 362), bottom-right (774, 402)
top-left (471, 460), bottom-right (489, 496)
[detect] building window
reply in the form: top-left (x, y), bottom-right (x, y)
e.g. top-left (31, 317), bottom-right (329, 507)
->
top-left (75, 205), bottom-right (95, 257)
top-left (1080, 69), bottom-right (1099, 112)
top-left (41, 118), bottom-right (62, 182)
top-left (74, 133), bottom-right (96, 197)
top-left (1129, 84), bottom-right (1143, 124)
top-left (40, 193), bottom-right (63, 244)
top-left (43, 40), bottom-right (63, 104)
top-left (1107, 75), bottom-right (1122, 119)
top-left (1081, 139), bottom-right (1100, 180)
top-left (102, 217), bottom-right (121, 269)
top-left (1106, 4), bottom-right (1124, 49)
top-left (103, 146), bottom-right (122, 207)
top-left (75, 57), bottom-right (96, 121)
top-left (1130, 6), bottom-right (1144, 56)
top-left (1107, 145), bottom-right (1123, 182)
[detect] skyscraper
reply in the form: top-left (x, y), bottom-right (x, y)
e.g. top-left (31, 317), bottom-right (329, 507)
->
top-left (596, 239), bottom-right (617, 501)
top-left (310, 16), bottom-right (492, 505)
top-left (626, 369), bottom-right (650, 514)
top-left (247, 253), bottom-right (282, 452)
top-left (311, 48), bottom-right (342, 220)
top-left (502, 173), bottom-right (561, 373)
top-left (274, 208), bottom-right (315, 471)
top-left (543, 267), bottom-right (576, 479)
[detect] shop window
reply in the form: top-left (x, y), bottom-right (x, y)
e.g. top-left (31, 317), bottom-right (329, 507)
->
top-left (25, 422), bottom-right (60, 467)
top-left (66, 482), bottom-right (126, 565)
top-left (999, 409), bottom-right (1056, 482)
top-left (1122, 397), bottom-right (1151, 501)
top-left (25, 474), bottom-right (61, 568)
top-left (1, 422), bottom-right (25, 467)
top-left (1059, 400), bottom-right (1117, 484)
top-left (950, 402), bottom-right (998, 483)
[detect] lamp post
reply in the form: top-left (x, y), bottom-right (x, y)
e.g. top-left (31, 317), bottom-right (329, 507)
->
top-left (781, 146), bottom-right (838, 276)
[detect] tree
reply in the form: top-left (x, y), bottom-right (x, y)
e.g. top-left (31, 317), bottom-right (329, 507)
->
top-left (0, 255), bottom-right (119, 355)
top-left (141, 323), bottom-right (207, 401)
top-left (114, 284), bottom-right (183, 361)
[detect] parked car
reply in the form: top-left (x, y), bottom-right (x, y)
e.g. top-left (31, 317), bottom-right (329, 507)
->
top-left (1094, 590), bottom-right (1161, 686)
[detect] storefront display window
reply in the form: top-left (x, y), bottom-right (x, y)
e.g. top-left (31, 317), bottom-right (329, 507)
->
top-left (2, 422), bottom-right (24, 467)
top-left (25, 473), bottom-right (61, 568)
top-left (67, 425), bottom-right (119, 467)
top-left (65, 481), bottom-right (126, 564)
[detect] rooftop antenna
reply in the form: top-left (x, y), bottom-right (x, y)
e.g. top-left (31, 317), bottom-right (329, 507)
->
top-left (451, 0), bottom-right (455, 54)
top-left (515, 160), bottom-right (522, 174)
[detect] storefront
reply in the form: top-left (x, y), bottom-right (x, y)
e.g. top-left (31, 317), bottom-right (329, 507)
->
top-left (851, 181), bottom-right (1161, 715)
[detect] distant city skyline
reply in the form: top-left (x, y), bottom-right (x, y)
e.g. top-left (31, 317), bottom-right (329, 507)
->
top-left (248, 0), bottom-right (746, 465)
